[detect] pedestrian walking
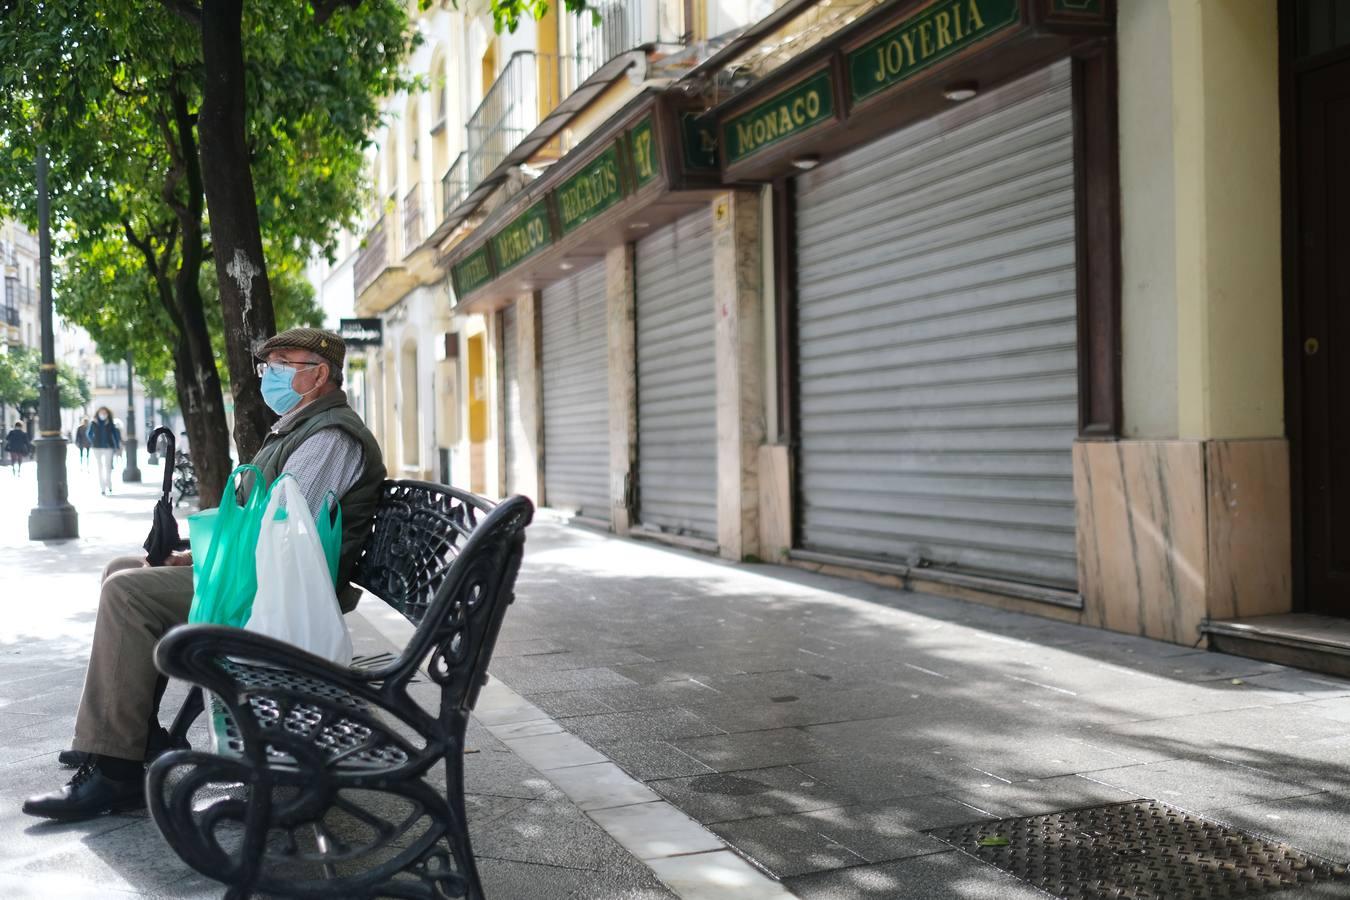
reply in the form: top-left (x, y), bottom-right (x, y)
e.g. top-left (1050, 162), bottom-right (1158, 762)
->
top-left (23, 327), bottom-right (386, 820)
top-left (88, 407), bottom-right (122, 495)
top-left (75, 417), bottom-right (92, 469)
top-left (4, 421), bottom-right (32, 476)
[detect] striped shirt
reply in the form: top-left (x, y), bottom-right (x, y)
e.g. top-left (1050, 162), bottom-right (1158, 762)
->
top-left (272, 401), bottom-right (365, 520)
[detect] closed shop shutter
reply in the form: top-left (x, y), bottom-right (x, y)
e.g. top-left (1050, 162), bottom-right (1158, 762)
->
top-left (635, 209), bottom-right (717, 539)
top-left (500, 303), bottom-right (526, 496)
top-left (794, 61), bottom-right (1078, 589)
top-left (541, 260), bottom-right (610, 521)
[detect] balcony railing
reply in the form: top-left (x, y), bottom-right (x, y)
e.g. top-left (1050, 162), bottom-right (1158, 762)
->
top-left (354, 215), bottom-right (388, 296)
top-left (403, 185), bottom-right (423, 254)
top-left (443, 153), bottom-right (469, 219)
top-left (575, 0), bottom-right (684, 86)
top-left (462, 52), bottom-right (567, 202)
top-left (2, 305), bottom-right (19, 327)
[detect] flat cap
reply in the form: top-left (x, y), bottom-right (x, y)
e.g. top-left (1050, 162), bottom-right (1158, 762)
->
top-left (256, 327), bottom-right (346, 372)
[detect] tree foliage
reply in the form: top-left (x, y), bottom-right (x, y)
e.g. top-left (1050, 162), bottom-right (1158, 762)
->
top-left (0, 347), bottom-right (91, 412)
top-left (0, 0), bottom-right (412, 502)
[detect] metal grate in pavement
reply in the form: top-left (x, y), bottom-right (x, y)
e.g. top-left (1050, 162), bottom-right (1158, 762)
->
top-left (924, 799), bottom-right (1350, 899)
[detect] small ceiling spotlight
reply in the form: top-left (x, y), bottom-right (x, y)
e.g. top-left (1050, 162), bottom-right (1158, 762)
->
top-left (943, 81), bottom-right (979, 102)
top-left (559, 261), bottom-right (575, 270)
top-left (629, 222), bottom-right (650, 230)
top-left (791, 155), bottom-right (821, 171)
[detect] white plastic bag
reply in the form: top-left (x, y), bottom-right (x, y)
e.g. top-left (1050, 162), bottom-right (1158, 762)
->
top-left (245, 475), bottom-right (353, 667)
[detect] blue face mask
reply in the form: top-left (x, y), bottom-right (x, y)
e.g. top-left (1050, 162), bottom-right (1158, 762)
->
top-left (261, 365), bottom-right (304, 415)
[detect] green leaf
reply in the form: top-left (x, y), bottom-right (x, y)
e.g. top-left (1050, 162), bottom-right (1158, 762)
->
top-left (977, 836), bottom-right (1010, 848)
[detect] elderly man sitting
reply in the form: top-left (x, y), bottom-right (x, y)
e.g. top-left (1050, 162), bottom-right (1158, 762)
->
top-left (24, 327), bottom-right (386, 820)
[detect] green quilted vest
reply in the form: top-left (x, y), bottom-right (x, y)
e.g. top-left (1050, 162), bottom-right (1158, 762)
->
top-left (250, 390), bottom-right (387, 612)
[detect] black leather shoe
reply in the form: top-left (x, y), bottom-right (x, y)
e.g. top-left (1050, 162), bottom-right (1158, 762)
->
top-left (58, 726), bottom-right (188, 768)
top-left (22, 763), bottom-right (145, 820)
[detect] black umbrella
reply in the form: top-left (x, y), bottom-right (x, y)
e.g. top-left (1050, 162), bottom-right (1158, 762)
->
top-left (143, 427), bottom-right (189, 566)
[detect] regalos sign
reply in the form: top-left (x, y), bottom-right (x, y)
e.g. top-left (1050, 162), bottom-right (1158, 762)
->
top-left (723, 70), bottom-right (835, 165)
top-left (849, 0), bottom-right (1019, 105)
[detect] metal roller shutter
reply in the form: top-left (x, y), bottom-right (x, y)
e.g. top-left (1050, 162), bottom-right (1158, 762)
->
top-left (541, 260), bottom-right (610, 521)
top-left (794, 61), bottom-right (1079, 589)
top-left (635, 209), bottom-right (717, 539)
top-left (500, 303), bottom-right (526, 496)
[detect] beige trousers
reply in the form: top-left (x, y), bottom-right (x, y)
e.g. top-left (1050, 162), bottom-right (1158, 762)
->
top-left (72, 556), bottom-right (194, 760)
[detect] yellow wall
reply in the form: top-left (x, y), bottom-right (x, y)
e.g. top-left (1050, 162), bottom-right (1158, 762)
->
top-left (1119, 0), bottom-right (1282, 440)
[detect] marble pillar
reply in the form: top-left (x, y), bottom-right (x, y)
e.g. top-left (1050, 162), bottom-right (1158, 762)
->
top-left (713, 191), bottom-right (765, 561)
top-left (606, 245), bottom-right (637, 535)
top-left (514, 291), bottom-right (544, 505)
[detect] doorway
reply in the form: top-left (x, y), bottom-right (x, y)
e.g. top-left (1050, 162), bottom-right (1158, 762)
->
top-left (1285, 1), bottom-right (1350, 614)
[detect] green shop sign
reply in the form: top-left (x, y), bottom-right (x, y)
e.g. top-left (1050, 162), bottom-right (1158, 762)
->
top-left (453, 245), bottom-right (494, 297)
top-left (681, 113), bottom-right (718, 170)
top-left (849, 0), bottom-right (1019, 105)
top-left (491, 200), bottom-right (553, 273)
top-left (723, 69), bottom-right (835, 165)
top-left (628, 117), bottom-right (661, 188)
top-left (558, 146), bottom-right (625, 235)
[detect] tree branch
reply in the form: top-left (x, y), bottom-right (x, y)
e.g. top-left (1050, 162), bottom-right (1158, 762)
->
top-left (159, 0), bottom-right (202, 27)
top-left (124, 219), bottom-right (187, 336)
top-left (313, 0), bottom-right (363, 25)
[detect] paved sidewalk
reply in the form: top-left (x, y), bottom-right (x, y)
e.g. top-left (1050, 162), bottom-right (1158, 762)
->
top-left (490, 521), bottom-right (1350, 898)
top-left (5, 455), bottom-right (1350, 898)
top-left (0, 461), bottom-right (673, 899)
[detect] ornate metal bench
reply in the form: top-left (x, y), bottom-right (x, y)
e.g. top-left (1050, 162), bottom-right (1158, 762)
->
top-left (145, 480), bottom-right (533, 899)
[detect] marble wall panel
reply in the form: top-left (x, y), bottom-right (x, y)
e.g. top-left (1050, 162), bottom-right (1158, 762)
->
top-left (1205, 439), bottom-right (1291, 620)
top-left (1075, 439), bottom-right (1293, 645)
top-left (1076, 440), bottom-right (1208, 644)
top-left (758, 444), bottom-right (792, 564)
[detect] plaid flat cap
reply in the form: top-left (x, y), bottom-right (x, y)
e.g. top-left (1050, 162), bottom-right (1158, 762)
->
top-left (256, 327), bottom-right (346, 371)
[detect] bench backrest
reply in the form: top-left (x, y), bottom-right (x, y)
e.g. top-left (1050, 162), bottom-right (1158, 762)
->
top-left (351, 480), bottom-right (534, 713)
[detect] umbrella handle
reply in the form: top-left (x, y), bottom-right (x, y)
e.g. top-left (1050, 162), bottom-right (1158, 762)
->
top-left (148, 427), bottom-right (176, 497)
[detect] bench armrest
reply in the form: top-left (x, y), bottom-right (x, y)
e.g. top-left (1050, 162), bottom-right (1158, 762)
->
top-left (154, 624), bottom-right (362, 691)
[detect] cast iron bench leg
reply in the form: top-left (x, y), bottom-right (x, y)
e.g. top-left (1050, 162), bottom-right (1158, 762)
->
top-left (169, 685), bottom-right (204, 745)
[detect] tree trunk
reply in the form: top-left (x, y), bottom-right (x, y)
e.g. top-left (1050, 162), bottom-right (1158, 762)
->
top-left (170, 83), bottom-right (232, 507)
top-left (198, 0), bottom-right (277, 463)
top-left (171, 337), bottom-right (226, 508)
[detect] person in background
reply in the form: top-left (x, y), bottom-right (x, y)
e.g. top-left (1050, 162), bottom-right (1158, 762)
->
top-left (75, 417), bottom-right (92, 469)
top-left (5, 421), bottom-right (32, 476)
top-left (87, 407), bottom-right (122, 495)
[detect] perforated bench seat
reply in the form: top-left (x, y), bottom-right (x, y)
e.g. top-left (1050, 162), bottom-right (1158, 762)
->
top-left (205, 659), bottom-right (411, 772)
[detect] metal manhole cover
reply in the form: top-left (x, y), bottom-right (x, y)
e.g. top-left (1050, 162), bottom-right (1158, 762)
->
top-left (924, 799), bottom-right (1349, 899)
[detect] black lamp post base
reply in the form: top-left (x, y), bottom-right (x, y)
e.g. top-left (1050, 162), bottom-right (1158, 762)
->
top-left (29, 504), bottom-right (79, 541)
top-left (28, 437), bottom-right (78, 540)
top-left (122, 438), bottom-right (141, 482)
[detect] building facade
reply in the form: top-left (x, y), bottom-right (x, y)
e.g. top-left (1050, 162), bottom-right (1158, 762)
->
top-left (2, 220), bottom-right (40, 351)
top-left (339, 0), bottom-right (1350, 673)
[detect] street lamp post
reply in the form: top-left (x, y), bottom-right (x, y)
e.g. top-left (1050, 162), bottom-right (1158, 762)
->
top-left (29, 144), bottom-right (79, 540)
top-left (121, 354), bottom-right (140, 482)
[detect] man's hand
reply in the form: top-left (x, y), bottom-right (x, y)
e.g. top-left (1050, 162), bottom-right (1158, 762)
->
top-left (163, 551), bottom-right (193, 567)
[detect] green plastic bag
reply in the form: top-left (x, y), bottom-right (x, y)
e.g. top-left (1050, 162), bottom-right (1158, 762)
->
top-left (188, 465), bottom-right (269, 627)
top-left (317, 491), bottom-right (342, 585)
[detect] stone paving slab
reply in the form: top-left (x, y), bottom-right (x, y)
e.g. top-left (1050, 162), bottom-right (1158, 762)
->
top-left (489, 520), bottom-right (1350, 897)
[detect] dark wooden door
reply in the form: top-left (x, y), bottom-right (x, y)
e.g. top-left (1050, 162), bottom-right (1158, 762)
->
top-left (1294, 54), bottom-right (1350, 614)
